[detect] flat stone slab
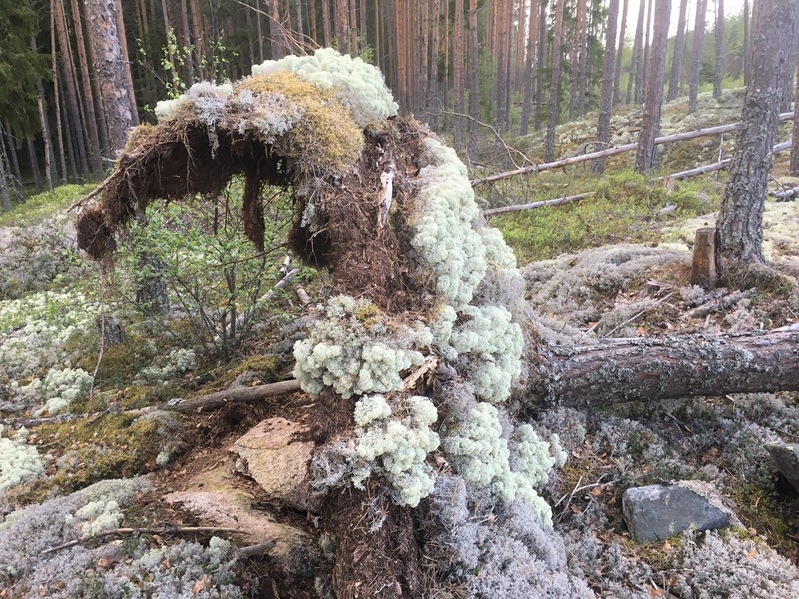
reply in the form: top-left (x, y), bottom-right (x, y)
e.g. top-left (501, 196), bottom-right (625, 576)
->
top-left (622, 480), bottom-right (739, 544)
top-left (163, 455), bottom-right (311, 557)
top-left (766, 442), bottom-right (799, 492)
top-left (232, 417), bottom-right (320, 512)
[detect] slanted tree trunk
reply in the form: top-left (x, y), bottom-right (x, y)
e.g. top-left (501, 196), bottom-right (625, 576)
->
top-left (544, 0), bottom-right (566, 162)
top-left (612, 0), bottom-right (629, 107)
top-left (86, 0), bottom-right (136, 155)
top-left (716, 0), bottom-right (797, 273)
top-left (635, 0), bottom-right (671, 173)
top-left (667, 0), bottom-right (689, 101)
top-left (713, 0), bottom-right (724, 98)
top-left (593, 0), bottom-right (620, 173)
top-left (688, 0), bottom-right (707, 113)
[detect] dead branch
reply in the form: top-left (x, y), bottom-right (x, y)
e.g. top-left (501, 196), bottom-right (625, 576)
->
top-left (772, 184), bottom-right (799, 201)
top-left (41, 526), bottom-right (241, 555)
top-left (155, 378), bottom-right (303, 413)
top-left (483, 192), bottom-right (594, 217)
top-left (471, 112), bottom-right (794, 186)
top-left (667, 140), bottom-right (792, 181)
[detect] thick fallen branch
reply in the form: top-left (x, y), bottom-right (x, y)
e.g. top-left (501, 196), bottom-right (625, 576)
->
top-left (772, 184), bottom-right (799, 201)
top-left (530, 329), bottom-right (799, 407)
top-left (483, 192), bottom-right (594, 217)
top-left (41, 526), bottom-right (241, 555)
top-left (667, 140), bottom-right (792, 181)
top-left (471, 112), bottom-right (794, 186)
top-left (157, 378), bottom-right (303, 413)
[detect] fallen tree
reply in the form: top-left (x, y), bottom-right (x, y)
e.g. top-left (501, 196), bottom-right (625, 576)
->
top-left (471, 112), bottom-right (794, 186)
top-left (528, 329), bottom-right (799, 407)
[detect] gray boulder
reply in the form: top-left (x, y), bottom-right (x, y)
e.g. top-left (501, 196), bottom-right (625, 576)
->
top-left (766, 442), bottom-right (799, 492)
top-left (622, 480), bottom-right (740, 544)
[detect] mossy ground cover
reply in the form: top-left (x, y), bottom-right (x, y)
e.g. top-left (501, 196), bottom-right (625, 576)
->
top-left (0, 183), bottom-right (96, 227)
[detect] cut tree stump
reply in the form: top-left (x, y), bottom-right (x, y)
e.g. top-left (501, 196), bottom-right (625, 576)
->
top-left (690, 227), bottom-right (718, 289)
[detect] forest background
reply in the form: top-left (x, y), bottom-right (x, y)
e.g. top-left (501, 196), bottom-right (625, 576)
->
top-left (0, 0), bottom-right (780, 208)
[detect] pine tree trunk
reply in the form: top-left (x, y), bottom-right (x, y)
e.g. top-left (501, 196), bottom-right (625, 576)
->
top-left (593, 0), bottom-right (620, 173)
top-left (442, 0), bottom-right (449, 128)
top-left (743, 0), bottom-right (749, 85)
top-left (3, 122), bottom-right (22, 185)
top-left (635, 0), bottom-right (671, 173)
top-left (0, 137), bottom-right (11, 212)
top-left (58, 80), bottom-right (79, 183)
top-left (688, 0), bottom-right (707, 113)
top-left (495, 0), bottom-right (509, 130)
top-left (713, 0), bottom-right (724, 98)
top-left (72, 0), bottom-right (111, 164)
top-left (780, 36), bottom-right (798, 112)
top-left (348, 0), bottom-right (358, 54)
top-left (335, 0), bottom-right (348, 53)
top-left (428, 0), bottom-right (440, 128)
top-left (468, 0), bottom-right (479, 150)
top-left (520, 0), bottom-right (540, 135)
top-left (254, 0), bottom-right (264, 63)
top-left (627, 0), bottom-right (645, 104)
top-left (50, 7), bottom-right (70, 185)
top-left (53, 0), bottom-right (91, 180)
top-left (453, 0), bottom-right (465, 152)
top-left (667, 0), bottom-right (689, 101)
top-left (26, 137), bottom-right (43, 193)
top-left (31, 37), bottom-right (57, 189)
top-left (570, 0), bottom-right (588, 118)
top-left (189, 0), bottom-right (205, 77)
top-left (179, 0), bottom-right (195, 85)
top-left (309, 0), bottom-right (318, 44)
top-left (321, 0), bottom-right (332, 47)
top-left (295, 0), bottom-right (305, 38)
top-left (86, 0), bottom-right (136, 154)
top-left (716, 0), bottom-right (797, 270)
top-left (419, 0), bottom-right (429, 115)
top-left (514, 0), bottom-right (527, 92)
top-left (613, 0), bottom-right (629, 106)
top-left (639, 0), bottom-right (653, 103)
top-left (270, 0), bottom-right (287, 59)
top-left (544, 0), bottom-right (566, 162)
top-left (534, 0), bottom-right (548, 130)
top-left (792, 69), bottom-right (799, 176)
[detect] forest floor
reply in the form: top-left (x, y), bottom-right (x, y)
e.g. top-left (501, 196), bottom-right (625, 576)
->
top-left (2, 89), bottom-right (799, 598)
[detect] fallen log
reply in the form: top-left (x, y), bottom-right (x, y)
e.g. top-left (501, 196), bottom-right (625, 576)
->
top-left (772, 184), bottom-right (799, 201)
top-left (163, 378), bottom-right (302, 412)
top-left (667, 140), bottom-right (792, 181)
top-left (471, 112), bottom-right (794, 186)
top-left (529, 329), bottom-right (799, 408)
top-left (483, 192), bottom-right (594, 217)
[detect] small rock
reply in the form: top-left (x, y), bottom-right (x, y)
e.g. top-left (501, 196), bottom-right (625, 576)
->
top-left (233, 417), bottom-right (320, 512)
top-left (164, 455), bottom-right (312, 559)
top-left (766, 442), bottom-right (799, 492)
top-left (622, 481), bottom-right (739, 544)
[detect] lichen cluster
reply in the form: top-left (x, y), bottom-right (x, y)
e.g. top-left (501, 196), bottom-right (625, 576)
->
top-left (293, 119), bottom-right (561, 521)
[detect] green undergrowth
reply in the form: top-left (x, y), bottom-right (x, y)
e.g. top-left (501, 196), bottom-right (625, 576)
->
top-left (491, 171), bottom-right (722, 264)
top-left (0, 183), bottom-right (96, 227)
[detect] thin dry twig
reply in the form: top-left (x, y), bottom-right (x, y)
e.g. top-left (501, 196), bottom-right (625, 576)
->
top-left (41, 526), bottom-right (241, 555)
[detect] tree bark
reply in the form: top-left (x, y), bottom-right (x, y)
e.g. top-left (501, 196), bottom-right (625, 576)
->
top-left (743, 0), bottom-right (750, 85)
top-left (612, 0), bottom-right (629, 107)
top-left (428, 0), bottom-right (441, 128)
top-left (716, 0), bottom-right (797, 270)
top-left (31, 37), bottom-right (56, 190)
top-left (667, 0), bottom-right (689, 101)
top-left (321, 0), bottom-right (331, 48)
top-left (467, 0), bottom-right (479, 149)
top-left (86, 0), bottom-right (136, 155)
top-left (26, 137), bottom-right (43, 193)
top-left (569, 0), bottom-right (589, 118)
top-left (520, 0), bottom-right (540, 135)
top-left (627, 0), bottom-right (645, 104)
top-left (0, 140), bottom-right (11, 212)
top-left (792, 68), bottom-right (799, 176)
top-left (453, 0), bottom-right (466, 153)
top-left (348, 0), bottom-right (358, 55)
top-left (639, 0), bottom-right (654, 104)
top-left (334, 0), bottom-right (348, 53)
top-left (70, 0), bottom-right (104, 179)
top-left (635, 0), bottom-right (671, 173)
top-left (189, 0), bottom-right (206, 77)
top-left (495, 0), bottom-right (509, 131)
top-left (270, 0), bottom-right (287, 59)
top-left (50, 7), bottom-right (70, 185)
top-left (529, 329), bottom-right (799, 407)
top-left (688, 0), bottom-right (707, 113)
top-left (713, 0), bottom-right (724, 98)
top-left (593, 0), bottom-right (620, 173)
top-left (3, 122), bottom-right (22, 186)
top-left (534, 0), bottom-right (548, 130)
top-left (544, 0), bottom-right (567, 162)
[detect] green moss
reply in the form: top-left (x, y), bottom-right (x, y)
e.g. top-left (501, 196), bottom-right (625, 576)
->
top-left (493, 170), bottom-right (721, 264)
top-left (729, 483), bottom-right (796, 556)
top-left (0, 183), bottom-right (98, 227)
